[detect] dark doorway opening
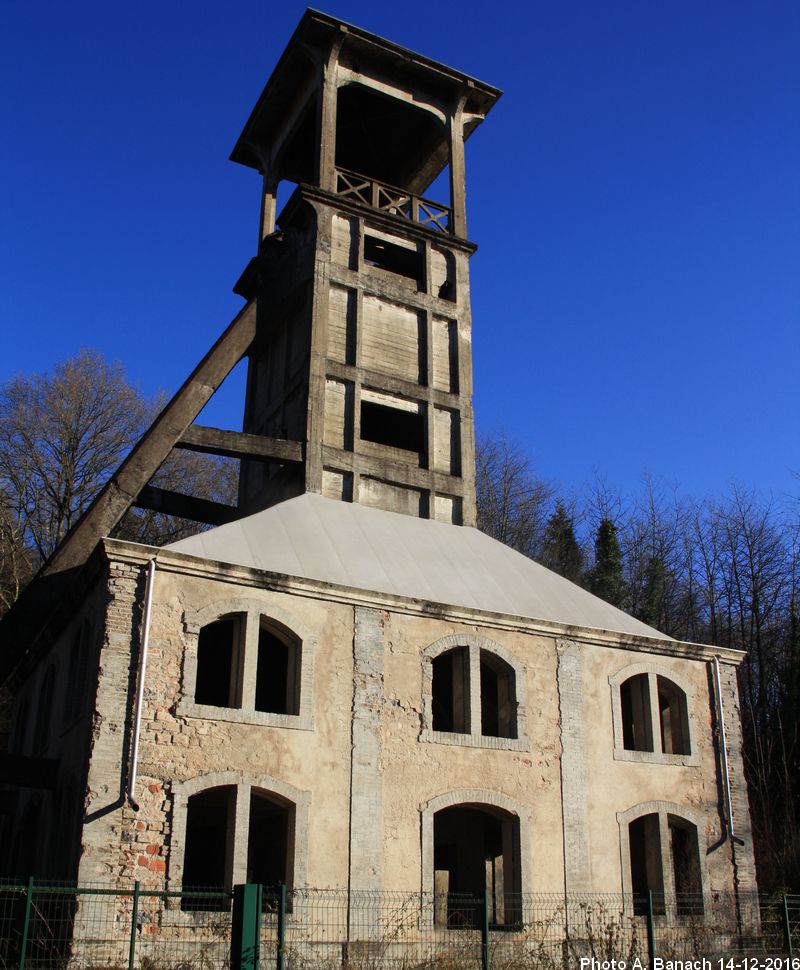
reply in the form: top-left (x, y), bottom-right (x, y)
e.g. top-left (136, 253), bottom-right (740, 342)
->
top-left (433, 805), bottom-right (520, 928)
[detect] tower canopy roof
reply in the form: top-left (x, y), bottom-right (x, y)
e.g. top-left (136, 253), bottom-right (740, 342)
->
top-left (167, 493), bottom-right (667, 640)
top-left (230, 9), bottom-right (502, 183)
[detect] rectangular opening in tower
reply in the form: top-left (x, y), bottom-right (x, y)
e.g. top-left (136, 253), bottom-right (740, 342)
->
top-left (363, 234), bottom-right (421, 281)
top-left (360, 399), bottom-right (425, 453)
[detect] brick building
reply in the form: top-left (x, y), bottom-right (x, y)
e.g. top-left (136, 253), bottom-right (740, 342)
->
top-left (0, 10), bottom-right (756, 929)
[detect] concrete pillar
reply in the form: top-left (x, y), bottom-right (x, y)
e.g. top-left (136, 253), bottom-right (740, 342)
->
top-left (229, 784), bottom-right (250, 886)
top-left (259, 174), bottom-right (278, 240)
top-left (468, 643), bottom-right (482, 737)
top-left (647, 673), bottom-right (662, 753)
top-left (317, 37), bottom-right (343, 192)
top-left (239, 610), bottom-right (260, 711)
top-left (716, 662), bottom-right (759, 894)
top-left (434, 870), bottom-right (449, 925)
top-left (349, 607), bottom-right (385, 905)
top-left (556, 638), bottom-right (592, 894)
top-left (447, 95), bottom-right (468, 238)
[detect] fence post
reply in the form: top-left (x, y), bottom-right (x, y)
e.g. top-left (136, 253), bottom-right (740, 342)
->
top-left (646, 891), bottom-right (656, 967)
top-left (254, 884), bottom-right (263, 970)
top-left (232, 884), bottom-right (261, 970)
top-left (782, 894), bottom-right (793, 958)
top-left (127, 880), bottom-right (140, 970)
top-left (17, 876), bottom-right (34, 970)
top-left (276, 883), bottom-right (286, 970)
top-left (481, 891), bottom-right (490, 970)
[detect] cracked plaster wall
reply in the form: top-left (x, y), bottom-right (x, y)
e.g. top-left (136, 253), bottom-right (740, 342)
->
top-left (11, 548), bottom-right (752, 904)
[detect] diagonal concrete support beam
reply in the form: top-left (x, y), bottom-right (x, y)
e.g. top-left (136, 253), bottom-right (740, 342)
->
top-left (42, 301), bottom-right (256, 580)
top-left (0, 301), bottom-right (258, 677)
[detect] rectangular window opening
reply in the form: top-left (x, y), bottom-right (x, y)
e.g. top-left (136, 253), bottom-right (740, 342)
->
top-left (363, 234), bottom-right (421, 281)
top-left (360, 399), bottom-right (425, 453)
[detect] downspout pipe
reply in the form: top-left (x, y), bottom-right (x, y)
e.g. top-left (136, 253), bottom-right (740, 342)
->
top-left (711, 655), bottom-right (745, 847)
top-left (127, 557), bottom-right (156, 811)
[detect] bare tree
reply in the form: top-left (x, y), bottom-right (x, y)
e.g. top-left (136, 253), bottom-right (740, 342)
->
top-left (618, 476), bottom-right (689, 636)
top-left (117, 450), bottom-right (239, 546)
top-left (0, 350), bottom-right (239, 610)
top-left (710, 488), bottom-right (798, 888)
top-left (0, 491), bottom-right (31, 617)
top-left (476, 429), bottom-right (800, 888)
top-left (0, 350), bottom-right (149, 562)
top-left (475, 432), bottom-right (555, 559)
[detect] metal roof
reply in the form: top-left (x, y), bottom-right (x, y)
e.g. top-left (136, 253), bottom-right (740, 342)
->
top-left (167, 494), bottom-right (667, 639)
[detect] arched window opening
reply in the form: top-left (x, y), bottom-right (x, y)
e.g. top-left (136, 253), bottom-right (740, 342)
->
top-left (185, 607), bottom-right (312, 727)
top-left (247, 791), bottom-right (292, 889)
top-left (181, 783), bottom-right (298, 912)
top-left (425, 638), bottom-right (524, 748)
top-left (255, 624), bottom-right (300, 716)
top-left (658, 678), bottom-right (690, 756)
top-left (182, 787), bottom-right (235, 909)
top-left (669, 815), bottom-right (702, 915)
top-left (628, 813), bottom-right (664, 914)
top-left (620, 674), bottom-right (653, 752)
top-left (479, 650), bottom-right (517, 739)
top-left (433, 805), bottom-right (520, 929)
top-left (616, 670), bottom-right (692, 759)
top-left (432, 647), bottom-right (468, 733)
top-left (626, 809), bottom-right (704, 918)
top-left (195, 616), bottom-right (243, 709)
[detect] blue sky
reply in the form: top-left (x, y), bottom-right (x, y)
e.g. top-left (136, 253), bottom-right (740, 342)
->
top-left (1, 1), bottom-right (798, 504)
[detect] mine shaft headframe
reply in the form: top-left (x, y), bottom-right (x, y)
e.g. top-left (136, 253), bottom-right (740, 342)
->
top-left (230, 9), bottom-right (502, 241)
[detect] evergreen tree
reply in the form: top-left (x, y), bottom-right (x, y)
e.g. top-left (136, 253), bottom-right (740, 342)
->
top-left (638, 553), bottom-right (667, 629)
top-left (589, 517), bottom-right (624, 607)
top-left (541, 500), bottom-right (583, 583)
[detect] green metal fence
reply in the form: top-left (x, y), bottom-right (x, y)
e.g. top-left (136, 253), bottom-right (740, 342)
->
top-left (0, 881), bottom-right (797, 970)
top-left (0, 879), bottom-right (232, 970)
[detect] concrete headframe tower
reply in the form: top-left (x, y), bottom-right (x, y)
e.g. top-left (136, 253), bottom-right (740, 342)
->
top-left (231, 11), bottom-right (500, 525)
top-left (0, 12), bottom-right (499, 653)
top-left (0, 13), bottom-right (759, 915)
